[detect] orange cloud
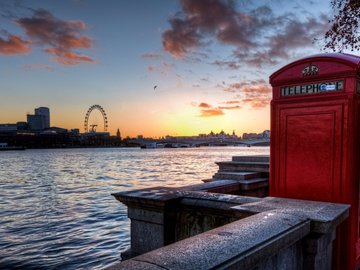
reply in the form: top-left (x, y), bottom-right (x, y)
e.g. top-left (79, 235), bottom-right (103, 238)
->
top-left (242, 98), bottom-right (270, 109)
top-left (16, 9), bottom-right (94, 65)
top-left (200, 108), bottom-right (224, 117)
top-left (219, 105), bottom-right (242, 110)
top-left (199, 102), bottom-right (211, 108)
top-left (193, 101), bottom-right (241, 117)
top-left (0, 35), bottom-right (31, 55)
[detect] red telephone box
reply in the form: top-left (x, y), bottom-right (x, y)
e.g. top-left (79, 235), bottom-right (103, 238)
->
top-left (270, 53), bottom-right (360, 269)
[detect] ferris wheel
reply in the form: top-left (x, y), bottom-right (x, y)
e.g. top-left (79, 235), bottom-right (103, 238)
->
top-left (84, 105), bottom-right (108, 133)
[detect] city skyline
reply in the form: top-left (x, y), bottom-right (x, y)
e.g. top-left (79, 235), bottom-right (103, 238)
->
top-left (1, 104), bottom-right (271, 138)
top-left (0, 1), bottom-right (349, 137)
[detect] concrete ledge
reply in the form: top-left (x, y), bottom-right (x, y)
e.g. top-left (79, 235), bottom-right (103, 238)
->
top-left (112, 186), bottom-right (349, 268)
top-left (109, 211), bottom-right (310, 270)
top-left (178, 191), bottom-right (262, 205)
top-left (232, 197), bottom-right (349, 234)
top-left (112, 187), bottom-right (181, 209)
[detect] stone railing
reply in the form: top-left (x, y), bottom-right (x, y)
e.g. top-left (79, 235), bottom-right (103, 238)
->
top-left (109, 185), bottom-right (348, 270)
top-left (108, 156), bottom-right (349, 269)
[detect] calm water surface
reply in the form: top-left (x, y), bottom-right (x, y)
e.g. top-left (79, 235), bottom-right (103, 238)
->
top-left (0, 146), bottom-right (269, 269)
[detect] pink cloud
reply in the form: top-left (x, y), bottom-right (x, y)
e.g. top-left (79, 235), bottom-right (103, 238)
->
top-left (16, 9), bottom-right (94, 65)
top-left (44, 47), bottom-right (94, 65)
top-left (0, 35), bottom-right (31, 55)
top-left (224, 80), bottom-right (271, 109)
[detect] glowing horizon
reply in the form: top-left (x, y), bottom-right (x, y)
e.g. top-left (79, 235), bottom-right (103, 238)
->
top-left (0, 1), bottom-right (342, 138)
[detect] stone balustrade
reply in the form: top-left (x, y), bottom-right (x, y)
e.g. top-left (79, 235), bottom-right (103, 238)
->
top-left (108, 156), bottom-right (349, 270)
top-left (110, 186), bottom-right (348, 270)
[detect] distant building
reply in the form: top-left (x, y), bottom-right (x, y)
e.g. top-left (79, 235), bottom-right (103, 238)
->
top-left (27, 114), bottom-right (45, 130)
top-left (262, 130), bottom-right (270, 138)
top-left (35, 107), bottom-right (50, 129)
top-left (27, 107), bottom-right (50, 130)
top-left (242, 133), bottom-right (263, 140)
top-left (70, 129), bottom-right (80, 135)
top-left (0, 124), bottom-right (17, 132)
top-left (41, 127), bottom-right (68, 134)
top-left (116, 129), bottom-right (121, 141)
top-left (242, 130), bottom-right (270, 140)
top-left (16, 122), bottom-right (29, 130)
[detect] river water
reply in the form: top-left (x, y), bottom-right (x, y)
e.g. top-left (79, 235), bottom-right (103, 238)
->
top-left (0, 146), bottom-right (269, 269)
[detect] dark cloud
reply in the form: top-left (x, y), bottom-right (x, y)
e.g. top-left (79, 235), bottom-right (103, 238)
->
top-left (162, 17), bottom-right (202, 58)
top-left (267, 15), bottom-right (329, 59)
top-left (163, 0), bottom-right (329, 69)
top-left (0, 34), bottom-right (31, 55)
top-left (230, 14), bottom-right (329, 68)
top-left (0, 1), bottom-right (27, 19)
top-left (16, 9), bottom-right (94, 65)
top-left (162, 1), bottom-right (283, 59)
top-left (212, 60), bottom-right (240, 70)
top-left (232, 50), bottom-right (279, 68)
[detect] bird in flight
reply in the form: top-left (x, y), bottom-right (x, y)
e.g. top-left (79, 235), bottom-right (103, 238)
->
top-left (154, 85), bottom-right (157, 90)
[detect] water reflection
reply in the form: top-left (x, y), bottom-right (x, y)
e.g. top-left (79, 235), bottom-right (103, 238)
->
top-left (0, 146), bottom-right (269, 269)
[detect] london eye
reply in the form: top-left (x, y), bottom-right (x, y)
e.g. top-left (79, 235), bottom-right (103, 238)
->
top-left (84, 105), bottom-right (108, 133)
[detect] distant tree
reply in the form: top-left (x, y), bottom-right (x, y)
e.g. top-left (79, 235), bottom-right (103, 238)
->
top-left (324, 0), bottom-right (360, 51)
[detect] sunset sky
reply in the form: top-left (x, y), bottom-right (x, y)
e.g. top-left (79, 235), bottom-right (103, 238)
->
top-left (0, 0), bottom-right (341, 137)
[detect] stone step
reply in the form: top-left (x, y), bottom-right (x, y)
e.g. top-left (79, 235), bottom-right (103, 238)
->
top-left (237, 178), bottom-right (269, 190)
top-left (232, 155), bottom-right (270, 163)
top-left (204, 177), bottom-right (269, 190)
top-left (213, 171), bottom-right (263, 181)
top-left (216, 161), bottom-right (270, 173)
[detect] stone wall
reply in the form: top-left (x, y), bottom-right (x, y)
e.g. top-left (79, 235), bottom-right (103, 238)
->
top-left (109, 156), bottom-right (349, 269)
